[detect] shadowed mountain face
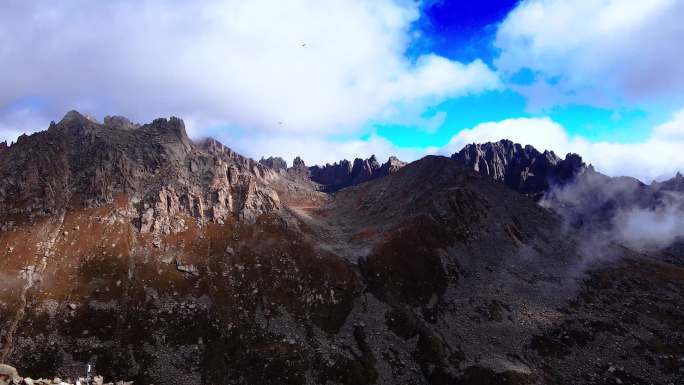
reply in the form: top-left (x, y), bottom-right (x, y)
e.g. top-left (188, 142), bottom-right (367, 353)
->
top-left (0, 113), bottom-right (682, 385)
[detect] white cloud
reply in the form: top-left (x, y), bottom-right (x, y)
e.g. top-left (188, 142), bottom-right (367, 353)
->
top-left (443, 117), bottom-right (569, 156)
top-left (495, 0), bottom-right (684, 109)
top-left (0, 0), bottom-right (499, 139)
top-left (443, 108), bottom-right (684, 182)
top-left (615, 198), bottom-right (684, 249)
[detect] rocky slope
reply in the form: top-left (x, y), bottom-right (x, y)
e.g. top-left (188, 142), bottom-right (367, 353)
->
top-left (0, 113), bottom-right (682, 385)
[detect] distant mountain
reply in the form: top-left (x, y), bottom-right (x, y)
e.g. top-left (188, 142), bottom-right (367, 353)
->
top-left (308, 155), bottom-right (406, 192)
top-left (0, 111), bottom-right (280, 226)
top-left (0, 113), bottom-right (682, 385)
top-left (256, 154), bottom-right (407, 193)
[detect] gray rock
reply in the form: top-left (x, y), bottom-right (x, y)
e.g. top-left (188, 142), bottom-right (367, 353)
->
top-left (259, 156), bottom-right (287, 172)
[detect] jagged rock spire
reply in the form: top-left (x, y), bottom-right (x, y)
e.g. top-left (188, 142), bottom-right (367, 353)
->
top-left (308, 155), bottom-right (405, 192)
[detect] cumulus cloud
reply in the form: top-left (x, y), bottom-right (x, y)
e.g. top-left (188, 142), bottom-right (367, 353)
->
top-left (0, 0), bottom-right (499, 139)
top-left (442, 107), bottom-right (684, 182)
top-left (495, 0), bottom-right (684, 109)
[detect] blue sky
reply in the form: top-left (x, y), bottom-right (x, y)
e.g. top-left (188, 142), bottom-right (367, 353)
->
top-left (1, 0), bottom-right (684, 181)
top-left (372, 0), bottom-right (664, 150)
top-left (408, 0), bottom-right (520, 63)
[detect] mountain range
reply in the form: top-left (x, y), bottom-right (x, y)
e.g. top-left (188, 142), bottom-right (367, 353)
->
top-left (0, 112), bottom-right (682, 385)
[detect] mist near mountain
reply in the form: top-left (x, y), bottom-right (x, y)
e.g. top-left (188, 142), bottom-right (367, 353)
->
top-left (452, 139), bottom-right (684, 256)
top-left (540, 170), bottom-right (684, 253)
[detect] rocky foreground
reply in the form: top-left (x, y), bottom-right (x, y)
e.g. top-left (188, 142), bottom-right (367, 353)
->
top-left (0, 112), bottom-right (682, 384)
top-left (0, 363), bottom-right (130, 385)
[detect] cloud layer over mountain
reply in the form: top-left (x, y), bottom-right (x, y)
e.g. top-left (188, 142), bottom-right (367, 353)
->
top-left (0, 0), bottom-right (498, 139)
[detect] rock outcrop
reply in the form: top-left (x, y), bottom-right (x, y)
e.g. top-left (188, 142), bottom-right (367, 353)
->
top-left (452, 140), bottom-right (684, 255)
top-left (452, 139), bottom-right (587, 198)
top-left (258, 156), bottom-right (287, 172)
top-left (256, 153), bottom-right (405, 192)
top-left (282, 156), bottom-right (310, 182)
top-left (309, 155), bottom-right (406, 192)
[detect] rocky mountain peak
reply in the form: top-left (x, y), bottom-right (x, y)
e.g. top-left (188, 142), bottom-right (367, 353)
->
top-left (103, 115), bottom-right (140, 130)
top-left (367, 154), bottom-right (378, 165)
top-left (308, 155), bottom-right (405, 192)
top-left (0, 113), bottom-right (281, 230)
top-left (58, 109), bottom-right (86, 124)
top-left (259, 156), bottom-right (288, 172)
top-left (379, 155), bottom-right (406, 175)
top-left (149, 116), bottom-right (190, 139)
top-left (292, 156), bottom-right (306, 169)
top-left (285, 156), bottom-right (310, 180)
top-left (57, 110), bottom-right (99, 126)
top-left (452, 139), bottom-right (587, 198)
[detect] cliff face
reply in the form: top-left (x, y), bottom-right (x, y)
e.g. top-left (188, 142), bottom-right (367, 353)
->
top-left (452, 139), bottom-right (586, 198)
